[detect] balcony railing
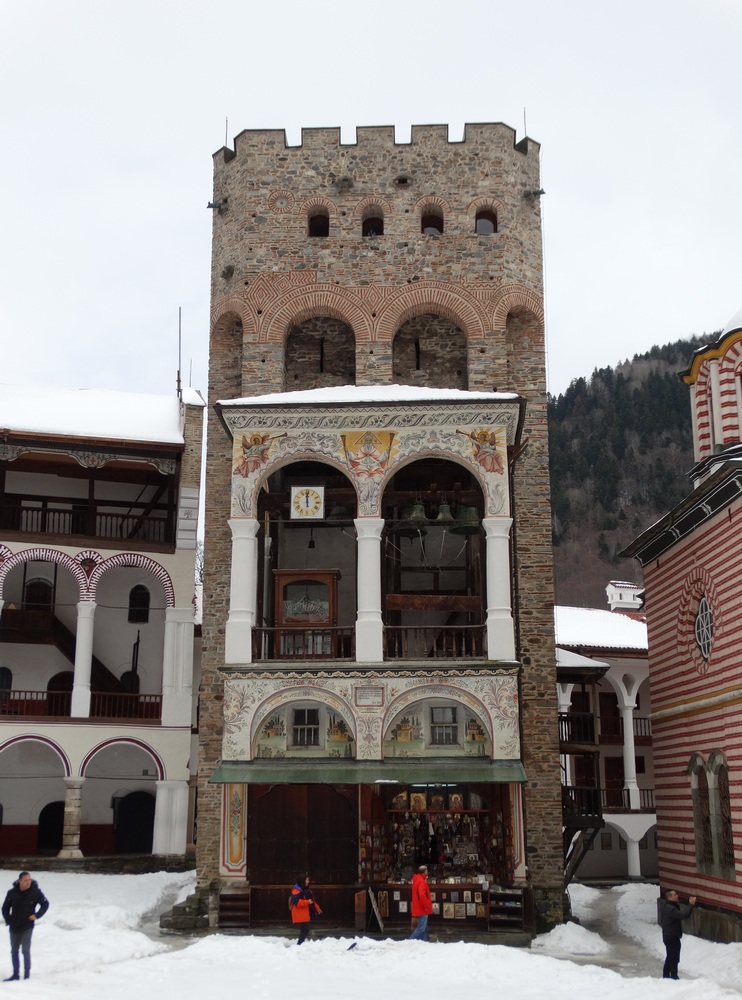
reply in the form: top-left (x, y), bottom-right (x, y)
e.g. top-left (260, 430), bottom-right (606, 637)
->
top-left (0, 689), bottom-right (161, 720)
top-left (252, 627), bottom-right (355, 661)
top-left (558, 712), bottom-right (596, 744)
top-left (562, 784), bottom-right (602, 819)
top-left (384, 625), bottom-right (486, 659)
top-left (250, 625), bottom-right (487, 661)
top-left (0, 501), bottom-right (172, 544)
top-left (599, 715), bottom-right (653, 740)
top-left (600, 786), bottom-right (656, 812)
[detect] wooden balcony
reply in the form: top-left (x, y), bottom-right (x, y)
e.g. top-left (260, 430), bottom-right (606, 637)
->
top-left (601, 787), bottom-right (655, 812)
top-left (599, 715), bottom-right (653, 745)
top-left (558, 711), bottom-right (596, 746)
top-left (384, 624), bottom-right (486, 660)
top-left (0, 499), bottom-right (174, 549)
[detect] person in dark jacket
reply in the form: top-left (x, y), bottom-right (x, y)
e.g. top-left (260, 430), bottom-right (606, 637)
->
top-left (289, 875), bottom-right (322, 945)
top-left (408, 865), bottom-right (433, 941)
top-left (659, 889), bottom-right (696, 979)
top-left (1, 872), bottom-right (49, 981)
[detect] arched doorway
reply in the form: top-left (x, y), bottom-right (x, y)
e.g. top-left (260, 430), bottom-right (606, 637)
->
top-left (246, 784), bottom-right (356, 885)
top-left (37, 801), bottom-right (64, 853)
top-left (47, 671), bottom-right (73, 717)
top-left (115, 791), bottom-right (155, 852)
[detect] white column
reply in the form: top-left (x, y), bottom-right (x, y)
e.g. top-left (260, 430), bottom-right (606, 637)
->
top-left (225, 517), bottom-right (260, 664)
top-left (161, 607), bottom-right (195, 727)
top-left (71, 602), bottom-right (96, 717)
top-left (355, 518), bottom-right (384, 663)
top-left (152, 779), bottom-right (189, 855)
top-left (626, 836), bottom-right (642, 878)
top-left (57, 777), bottom-right (85, 858)
top-left (709, 358), bottom-right (723, 449)
top-left (620, 703), bottom-right (640, 809)
top-left (483, 517), bottom-right (515, 660)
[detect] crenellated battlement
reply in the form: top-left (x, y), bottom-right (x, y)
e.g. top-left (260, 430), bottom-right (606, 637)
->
top-left (218, 121), bottom-right (537, 164)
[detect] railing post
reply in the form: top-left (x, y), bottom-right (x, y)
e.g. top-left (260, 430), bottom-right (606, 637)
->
top-left (153, 779), bottom-right (189, 854)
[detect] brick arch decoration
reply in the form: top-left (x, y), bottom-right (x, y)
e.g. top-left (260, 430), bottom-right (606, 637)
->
top-left (707, 748), bottom-right (729, 775)
top-left (210, 301), bottom-right (249, 335)
top-left (353, 195), bottom-right (393, 218)
top-left (261, 284), bottom-right (373, 345)
top-left (381, 684), bottom-right (493, 748)
top-left (491, 284), bottom-right (545, 329)
top-left (88, 553), bottom-right (175, 607)
top-left (0, 734), bottom-right (72, 777)
top-left (677, 567), bottom-right (721, 675)
top-left (467, 196), bottom-right (505, 228)
top-left (376, 281), bottom-right (487, 344)
top-left (299, 195), bottom-right (339, 219)
top-left (249, 685), bottom-right (357, 755)
top-left (80, 737), bottom-right (166, 780)
top-left (0, 547), bottom-right (89, 601)
top-left (414, 193), bottom-right (452, 217)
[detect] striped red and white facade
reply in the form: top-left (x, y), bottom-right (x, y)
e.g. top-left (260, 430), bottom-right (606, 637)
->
top-left (625, 308), bottom-right (742, 942)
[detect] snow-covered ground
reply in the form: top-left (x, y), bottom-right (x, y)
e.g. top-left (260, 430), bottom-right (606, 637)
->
top-left (1, 870), bottom-right (741, 998)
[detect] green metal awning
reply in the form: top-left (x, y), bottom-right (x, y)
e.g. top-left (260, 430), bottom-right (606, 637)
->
top-left (209, 759), bottom-right (527, 785)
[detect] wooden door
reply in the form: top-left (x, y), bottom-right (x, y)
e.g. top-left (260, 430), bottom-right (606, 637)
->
top-left (246, 784), bottom-right (357, 884)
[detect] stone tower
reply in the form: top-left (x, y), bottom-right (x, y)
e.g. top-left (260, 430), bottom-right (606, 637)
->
top-left (198, 123), bottom-right (563, 933)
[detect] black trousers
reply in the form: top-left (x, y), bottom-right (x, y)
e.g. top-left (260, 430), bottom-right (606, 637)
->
top-left (663, 936), bottom-right (681, 979)
top-left (297, 924), bottom-right (311, 945)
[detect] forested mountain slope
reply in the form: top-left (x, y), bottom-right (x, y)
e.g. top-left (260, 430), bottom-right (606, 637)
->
top-left (547, 334), bottom-right (710, 607)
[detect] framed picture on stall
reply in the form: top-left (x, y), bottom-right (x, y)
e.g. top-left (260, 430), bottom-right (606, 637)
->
top-left (430, 793), bottom-right (445, 810)
top-left (443, 903), bottom-right (454, 920)
top-left (378, 891), bottom-right (389, 918)
top-left (390, 790), bottom-right (408, 810)
top-left (410, 791), bottom-right (427, 811)
top-left (474, 891), bottom-right (482, 903)
top-left (466, 903), bottom-right (476, 917)
top-left (449, 792), bottom-right (464, 811)
top-left (476, 904), bottom-right (486, 918)
top-left (432, 902), bottom-right (440, 916)
top-left (454, 904), bottom-right (466, 919)
top-left (463, 890), bottom-right (472, 903)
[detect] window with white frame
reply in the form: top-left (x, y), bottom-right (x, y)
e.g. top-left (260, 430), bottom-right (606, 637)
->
top-left (430, 706), bottom-right (458, 745)
top-left (292, 707), bottom-right (320, 747)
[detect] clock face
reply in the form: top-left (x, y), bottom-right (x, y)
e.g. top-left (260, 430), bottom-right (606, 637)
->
top-left (291, 486), bottom-right (324, 519)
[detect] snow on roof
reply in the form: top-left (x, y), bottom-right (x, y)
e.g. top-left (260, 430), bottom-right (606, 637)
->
top-left (722, 306), bottom-right (742, 336)
top-left (555, 605), bottom-right (647, 651)
top-left (219, 384), bottom-right (520, 407)
top-left (555, 646), bottom-right (609, 669)
top-left (0, 383), bottom-right (203, 446)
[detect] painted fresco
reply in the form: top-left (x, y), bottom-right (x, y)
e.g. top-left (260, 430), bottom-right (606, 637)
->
top-left (254, 706), bottom-right (354, 759)
top-left (384, 700), bottom-right (491, 758)
top-left (223, 400), bottom-right (518, 518)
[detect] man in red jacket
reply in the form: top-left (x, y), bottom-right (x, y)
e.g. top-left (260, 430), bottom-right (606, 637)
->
top-left (408, 865), bottom-right (433, 941)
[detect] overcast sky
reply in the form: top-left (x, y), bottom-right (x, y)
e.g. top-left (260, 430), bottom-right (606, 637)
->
top-left (2, 0), bottom-right (739, 401)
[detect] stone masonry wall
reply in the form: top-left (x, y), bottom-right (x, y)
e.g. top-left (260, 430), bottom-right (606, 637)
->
top-left (200, 123), bottom-right (562, 922)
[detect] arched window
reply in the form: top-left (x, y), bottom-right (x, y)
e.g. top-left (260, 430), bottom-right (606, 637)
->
top-left (718, 764), bottom-right (735, 871)
top-left (128, 585), bottom-right (150, 624)
top-left (475, 210), bottom-right (498, 234)
top-left (695, 768), bottom-right (714, 866)
top-left (421, 211), bottom-right (444, 235)
top-left (362, 212), bottom-right (384, 237)
top-left (308, 210), bottom-right (329, 237)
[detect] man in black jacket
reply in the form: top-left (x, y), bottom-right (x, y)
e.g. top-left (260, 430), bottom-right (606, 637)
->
top-left (1, 872), bottom-right (49, 981)
top-left (659, 889), bottom-right (696, 979)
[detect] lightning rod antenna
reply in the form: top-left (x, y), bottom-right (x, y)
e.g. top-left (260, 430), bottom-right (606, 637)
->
top-left (177, 306), bottom-right (182, 400)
